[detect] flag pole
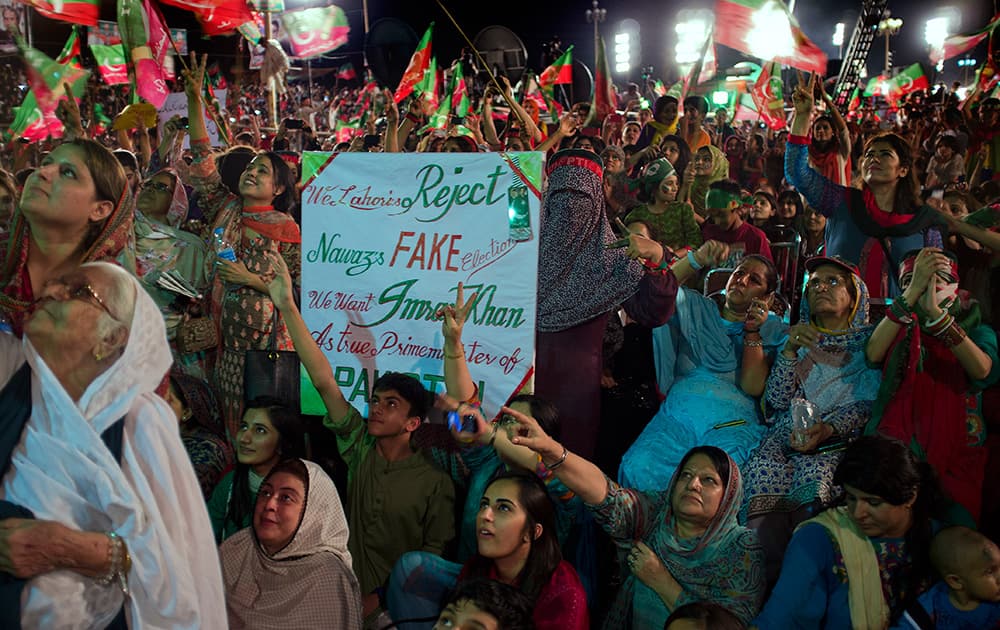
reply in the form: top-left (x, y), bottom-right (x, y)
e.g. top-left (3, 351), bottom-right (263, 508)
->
top-left (433, 0), bottom-right (527, 129)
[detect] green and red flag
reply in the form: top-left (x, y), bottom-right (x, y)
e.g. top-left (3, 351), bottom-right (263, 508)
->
top-left (847, 87), bottom-right (861, 113)
top-left (665, 77), bottom-right (686, 101)
top-left (930, 12), bottom-right (1000, 65)
top-left (19, 0), bottom-right (98, 26)
top-left (415, 55), bottom-right (439, 112)
top-left (334, 118), bottom-right (360, 143)
top-left (586, 36), bottom-right (617, 126)
top-left (451, 62), bottom-right (471, 118)
top-left (92, 102), bottom-right (113, 135)
top-left (11, 29), bottom-right (88, 141)
top-left (885, 63), bottom-right (928, 104)
top-left (538, 45), bottom-right (573, 89)
top-left (281, 5), bottom-right (350, 59)
top-left (158, 0), bottom-right (254, 37)
top-left (421, 77), bottom-right (452, 134)
top-left (748, 60), bottom-right (785, 129)
top-left (652, 80), bottom-right (667, 97)
top-left (91, 44), bottom-right (128, 85)
top-left (394, 22), bottom-right (433, 103)
top-left (207, 61), bottom-right (228, 88)
top-left (715, 0), bottom-right (827, 75)
top-left (337, 62), bottom-right (357, 81)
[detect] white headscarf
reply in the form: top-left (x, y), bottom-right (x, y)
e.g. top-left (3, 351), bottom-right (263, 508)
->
top-left (1, 262), bottom-right (226, 629)
top-left (221, 459), bottom-right (360, 630)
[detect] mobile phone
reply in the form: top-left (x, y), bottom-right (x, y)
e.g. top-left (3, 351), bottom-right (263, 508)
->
top-left (178, 117), bottom-right (189, 128)
top-left (284, 118), bottom-right (304, 130)
top-left (363, 134), bottom-right (381, 149)
top-left (447, 410), bottom-right (478, 434)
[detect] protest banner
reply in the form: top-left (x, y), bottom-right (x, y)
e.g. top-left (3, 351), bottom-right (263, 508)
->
top-left (299, 152), bottom-right (544, 418)
top-left (157, 89), bottom-right (227, 147)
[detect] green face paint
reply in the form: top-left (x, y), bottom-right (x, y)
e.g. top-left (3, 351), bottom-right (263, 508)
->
top-left (706, 188), bottom-right (740, 212)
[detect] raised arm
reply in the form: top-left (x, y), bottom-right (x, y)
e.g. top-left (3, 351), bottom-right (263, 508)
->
top-left (536, 112), bottom-right (576, 154)
top-left (506, 405), bottom-right (611, 504)
top-left (439, 283), bottom-right (478, 402)
top-left (182, 53), bottom-right (210, 145)
top-left (819, 88), bottom-right (851, 160)
top-left (785, 74), bottom-right (851, 218)
top-left (499, 76), bottom-right (543, 144)
top-left (480, 89), bottom-right (503, 150)
top-left (382, 89), bottom-right (400, 153)
top-left (266, 252), bottom-right (352, 422)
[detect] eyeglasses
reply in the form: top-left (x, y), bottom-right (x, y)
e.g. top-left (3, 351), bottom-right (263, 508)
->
top-left (69, 283), bottom-right (120, 321)
top-left (141, 180), bottom-right (171, 194)
top-left (807, 276), bottom-right (844, 291)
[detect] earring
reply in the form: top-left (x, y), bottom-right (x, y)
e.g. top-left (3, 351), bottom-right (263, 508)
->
top-left (181, 408), bottom-right (193, 423)
top-left (94, 350), bottom-right (104, 362)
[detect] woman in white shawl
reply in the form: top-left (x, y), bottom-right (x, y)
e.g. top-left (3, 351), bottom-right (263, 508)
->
top-left (220, 458), bottom-right (362, 629)
top-left (0, 261), bottom-right (225, 628)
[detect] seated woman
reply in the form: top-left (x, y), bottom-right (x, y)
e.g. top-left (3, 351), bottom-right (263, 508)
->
top-left (682, 144), bottom-right (730, 221)
top-left (624, 157), bottom-right (703, 252)
top-left (865, 248), bottom-right (999, 523)
top-left (207, 397), bottom-right (307, 543)
top-left (619, 244), bottom-right (788, 492)
top-left (220, 458), bottom-right (362, 629)
top-left (386, 284), bottom-right (590, 625)
top-left (0, 139), bottom-right (135, 335)
top-left (133, 168), bottom-right (209, 376)
top-left (740, 256), bottom-right (881, 581)
top-left (0, 262), bottom-right (223, 627)
top-left (507, 408), bottom-right (765, 628)
top-left (165, 369), bottom-right (232, 499)
top-left (754, 435), bottom-right (949, 629)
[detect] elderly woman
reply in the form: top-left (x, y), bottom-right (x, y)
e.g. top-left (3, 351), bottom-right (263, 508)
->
top-left (865, 248), bottom-right (999, 523)
top-left (0, 139), bottom-right (135, 335)
top-left (619, 244), bottom-right (788, 492)
top-left (754, 436), bottom-right (948, 629)
top-left (740, 256), bottom-right (881, 583)
top-left (183, 54), bottom-right (301, 437)
top-left (0, 262), bottom-right (224, 628)
top-left (134, 168), bottom-right (209, 374)
top-left (220, 458), bottom-right (361, 629)
top-left (508, 405), bottom-right (765, 628)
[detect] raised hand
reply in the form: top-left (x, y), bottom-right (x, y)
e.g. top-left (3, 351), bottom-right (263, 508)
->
top-left (437, 282), bottom-right (478, 345)
top-left (265, 252), bottom-right (295, 310)
top-left (182, 52), bottom-right (207, 101)
top-left (792, 71), bottom-right (816, 116)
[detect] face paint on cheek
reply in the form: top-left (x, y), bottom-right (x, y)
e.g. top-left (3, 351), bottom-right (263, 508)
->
top-left (936, 279), bottom-right (959, 310)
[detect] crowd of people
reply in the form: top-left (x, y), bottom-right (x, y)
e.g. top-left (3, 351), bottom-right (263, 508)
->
top-left (1, 38), bottom-right (1000, 629)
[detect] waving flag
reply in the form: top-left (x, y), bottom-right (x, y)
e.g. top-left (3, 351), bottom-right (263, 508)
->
top-left (394, 23), bottom-right (433, 103)
top-left (586, 36), bottom-right (617, 125)
top-left (11, 30), bottom-right (88, 141)
top-left (92, 44), bottom-right (129, 85)
top-left (748, 60), bottom-right (785, 129)
top-left (281, 5), bottom-right (349, 59)
top-left (451, 62), bottom-right (470, 118)
top-left (930, 13), bottom-right (1000, 64)
top-left (715, 0), bottom-right (827, 75)
top-left (415, 55), bottom-right (439, 111)
top-left (19, 0), bottom-right (98, 26)
top-left (117, 0), bottom-right (169, 107)
top-left (885, 64), bottom-right (928, 104)
top-left (337, 62), bottom-right (357, 81)
top-left (539, 45), bottom-right (573, 89)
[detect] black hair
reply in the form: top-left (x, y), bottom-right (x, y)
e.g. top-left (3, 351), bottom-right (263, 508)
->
top-left (664, 601), bottom-right (746, 630)
top-left (934, 134), bottom-right (959, 153)
top-left (683, 95), bottom-right (708, 117)
top-left (372, 372), bottom-right (430, 420)
top-left (224, 396), bottom-right (307, 539)
top-left (216, 145), bottom-right (256, 195)
top-left (508, 394), bottom-right (561, 440)
top-left (863, 133), bottom-right (921, 214)
top-left (708, 179), bottom-right (742, 198)
top-left (438, 578), bottom-right (535, 630)
top-left (624, 218), bottom-right (661, 244)
top-left (112, 148), bottom-right (139, 172)
top-left (676, 446), bottom-right (731, 489)
top-left (660, 134), bottom-right (692, 179)
top-left (466, 471), bottom-right (562, 600)
top-left (777, 190), bottom-right (804, 218)
top-left (257, 151), bottom-right (298, 214)
top-left (653, 95), bottom-right (678, 122)
top-left (833, 435), bottom-right (949, 621)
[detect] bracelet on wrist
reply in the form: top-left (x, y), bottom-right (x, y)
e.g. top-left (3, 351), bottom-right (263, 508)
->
top-left (886, 299), bottom-right (914, 326)
top-left (743, 336), bottom-right (763, 348)
top-left (543, 446), bottom-right (569, 471)
top-left (923, 310), bottom-right (949, 330)
top-left (935, 321), bottom-right (967, 348)
top-left (444, 343), bottom-right (465, 359)
top-left (687, 249), bottom-right (704, 271)
top-left (96, 532), bottom-right (129, 596)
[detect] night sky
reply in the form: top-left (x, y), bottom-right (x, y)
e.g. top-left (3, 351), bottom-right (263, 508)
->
top-left (23, 0), bottom-right (998, 87)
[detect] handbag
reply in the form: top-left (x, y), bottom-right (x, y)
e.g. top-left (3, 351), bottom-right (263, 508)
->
top-left (244, 306), bottom-right (300, 408)
top-left (176, 312), bottom-right (219, 354)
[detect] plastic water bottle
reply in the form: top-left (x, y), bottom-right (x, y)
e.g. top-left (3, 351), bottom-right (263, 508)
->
top-left (213, 227), bottom-right (237, 262)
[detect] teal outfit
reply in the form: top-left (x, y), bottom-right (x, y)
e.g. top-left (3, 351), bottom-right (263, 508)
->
top-left (619, 287), bottom-right (788, 492)
top-left (206, 468), bottom-right (264, 543)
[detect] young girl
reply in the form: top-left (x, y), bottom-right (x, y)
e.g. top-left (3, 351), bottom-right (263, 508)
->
top-left (458, 472), bottom-right (589, 630)
top-left (624, 158), bottom-right (703, 251)
top-left (207, 398), bottom-right (307, 542)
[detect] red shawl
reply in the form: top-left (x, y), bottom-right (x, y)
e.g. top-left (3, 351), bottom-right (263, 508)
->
top-left (458, 560), bottom-right (589, 630)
